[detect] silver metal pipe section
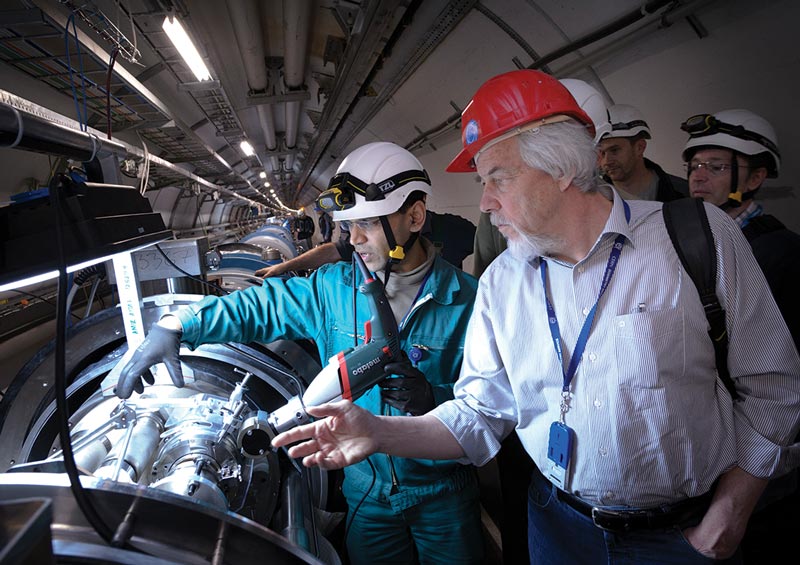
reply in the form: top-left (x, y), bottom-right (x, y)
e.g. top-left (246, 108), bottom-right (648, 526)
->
top-left (238, 411), bottom-right (274, 457)
top-left (257, 105), bottom-right (279, 154)
top-left (152, 460), bottom-right (229, 511)
top-left (228, 0), bottom-right (279, 157)
top-left (285, 99), bottom-right (301, 160)
top-left (279, 472), bottom-right (311, 552)
top-left (283, 0), bottom-right (312, 89)
top-left (72, 435), bottom-right (112, 473)
top-left (227, 0), bottom-right (268, 90)
top-left (122, 412), bottom-right (165, 481)
top-left (95, 411), bottom-right (164, 483)
top-left (282, 0), bottom-right (311, 163)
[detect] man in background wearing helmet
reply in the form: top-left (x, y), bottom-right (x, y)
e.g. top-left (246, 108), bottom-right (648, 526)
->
top-left (598, 103), bottom-right (688, 201)
top-left (682, 109), bottom-right (799, 349)
top-left (683, 108), bottom-right (800, 563)
top-left (114, 141), bottom-right (484, 564)
top-left (273, 70), bottom-right (800, 564)
top-left (294, 206), bottom-right (316, 243)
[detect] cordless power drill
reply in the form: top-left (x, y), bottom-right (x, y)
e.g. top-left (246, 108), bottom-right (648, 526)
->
top-left (266, 252), bottom-right (400, 434)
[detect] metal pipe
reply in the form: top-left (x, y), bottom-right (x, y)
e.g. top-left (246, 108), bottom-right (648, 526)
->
top-left (282, 0), bottom-right (312, 160)
top-left (228, 0), bottom-right (279, 156)
top-left (211, 521), bottom-right (228, 565)
top-left (278, 471), bottom-right (311, 552)
top-left (527, 0), bottom-right (676, 71)
top-left (227, 0), bottom-right (268, 90)
top-left (112, 419), bottom-right (137, 482)
top-left (283, 0), bottom-right (311, 89)
top-left (285, 100), bottom-right (301, 154)
top-left (122, 412), bottom-right (165, 481)
top-left (72, 435), bottom-right (112, 473)
top-left (257, 105), bottom-right (278, 153)
top-left (553, 0), bottom-right (717, 78)
top-left (0, 101), bottom-right (125, 161)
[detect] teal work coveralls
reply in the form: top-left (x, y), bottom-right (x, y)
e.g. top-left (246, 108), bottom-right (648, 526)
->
top-left (175, 254), bottom-right (484, 564)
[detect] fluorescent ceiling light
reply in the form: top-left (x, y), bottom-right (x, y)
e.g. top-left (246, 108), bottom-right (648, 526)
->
top-left (240, 141), bottom-right (255, 156)
top-left (162, 15), bottom-right (211, 81)
top-left (0, 270), bottom-right (59, 293)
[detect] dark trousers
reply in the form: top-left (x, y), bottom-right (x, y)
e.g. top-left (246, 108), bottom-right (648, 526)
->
top-left (496, 432), bottom-right (534, 564)
top-left (526, 465), bottom-right (741, 565)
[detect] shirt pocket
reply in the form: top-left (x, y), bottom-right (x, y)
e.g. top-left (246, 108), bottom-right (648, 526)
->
top-left (613, 307), bottom-right (685, 388)
top-left (327, 322), bottom-right (364, 357)
top-left (409, 335), bottom-right (463, 387)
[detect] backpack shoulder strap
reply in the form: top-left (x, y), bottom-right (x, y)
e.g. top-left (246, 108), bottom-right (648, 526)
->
top-left (742, 214), bottom-right (785, 241)
top-left (662, 198), bottom-right (740, 400)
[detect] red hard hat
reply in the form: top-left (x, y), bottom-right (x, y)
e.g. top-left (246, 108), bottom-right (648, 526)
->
top-left (446, 70), bottom-right (595, 172)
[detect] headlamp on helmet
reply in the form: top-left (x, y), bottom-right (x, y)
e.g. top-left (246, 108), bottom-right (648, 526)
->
top-left (315, 168), bottom-right (430, 214)
top-left (681, 114), bottom-right (780, 158)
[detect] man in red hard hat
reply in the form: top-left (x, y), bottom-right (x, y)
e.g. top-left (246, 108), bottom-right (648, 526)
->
top-left (273, 70), bottom-right (800, 564)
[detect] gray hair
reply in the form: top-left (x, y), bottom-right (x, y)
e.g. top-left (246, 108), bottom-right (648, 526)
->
top-left (516, 120), bottom-right (599, 193)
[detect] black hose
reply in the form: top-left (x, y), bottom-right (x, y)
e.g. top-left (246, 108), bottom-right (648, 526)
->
top-left (51, 174), bottom-right (115, 544)
top-left (106, 49), bottom-right (119, 140)
top-left (155, 244), bottom-right (229, 295)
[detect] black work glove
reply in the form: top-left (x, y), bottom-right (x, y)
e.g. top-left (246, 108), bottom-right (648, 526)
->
top-left (379, 354), bottom-right (435, 416)
top-left (115, 322), bottom-right (184, 399)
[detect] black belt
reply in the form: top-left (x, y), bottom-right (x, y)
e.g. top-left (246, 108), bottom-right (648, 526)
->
top-left (556, 488), bottom-right (713, 533)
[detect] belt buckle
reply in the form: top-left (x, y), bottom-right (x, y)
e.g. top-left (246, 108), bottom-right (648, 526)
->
top-left (591, 507), bottom-right (631, 532)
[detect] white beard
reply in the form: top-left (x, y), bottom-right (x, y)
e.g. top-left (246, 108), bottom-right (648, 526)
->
top-left (507, 236), bottom-right (541, 261)
top-left (492, 213), bottom-right (562, 261)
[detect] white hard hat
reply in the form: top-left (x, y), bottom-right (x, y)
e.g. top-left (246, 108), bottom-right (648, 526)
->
top-left (560, 78), bottom-right (612, 143)
top-left (316, 142), bottom-right (431, 221)
top-left (681, 109), bottom-right (780, 177)
top-left (605, 104), bottom-right (651, 139)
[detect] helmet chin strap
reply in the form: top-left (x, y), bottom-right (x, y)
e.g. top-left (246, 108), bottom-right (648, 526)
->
top-left (378, 215), bottom-right (419, 286)
top-left (721, 152), bottom-right (756, 211)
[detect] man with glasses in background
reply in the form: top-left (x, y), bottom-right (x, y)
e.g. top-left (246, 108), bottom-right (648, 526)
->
top-left (682, 109), bottom-right (800, 563)
top-left (115, 141), bottom-right (484, 564)
top-left (682, 109), bottom-right (799, 347)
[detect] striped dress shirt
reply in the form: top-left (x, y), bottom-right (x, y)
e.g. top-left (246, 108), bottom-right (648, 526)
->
top-left (433, 190), bottom-right (800, 508)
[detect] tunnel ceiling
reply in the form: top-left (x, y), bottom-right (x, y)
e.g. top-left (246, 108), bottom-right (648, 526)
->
top-left (0, 0), bottom-right (726, 210)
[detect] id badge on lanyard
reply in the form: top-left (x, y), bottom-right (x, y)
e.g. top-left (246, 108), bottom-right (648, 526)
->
top-left (547, 421), bottom-right (574, 489)
top-left (543, 201), bottom-right (629, 491)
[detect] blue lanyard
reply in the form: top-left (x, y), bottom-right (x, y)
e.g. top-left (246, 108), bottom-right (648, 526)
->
top-left (540, 201), bottom-right (630, 396)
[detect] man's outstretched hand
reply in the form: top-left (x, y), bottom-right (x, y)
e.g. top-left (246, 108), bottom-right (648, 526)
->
top-left (271, 400), bottom-right (379, 470)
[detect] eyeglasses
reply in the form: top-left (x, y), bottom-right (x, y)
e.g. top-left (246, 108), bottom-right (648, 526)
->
top-left (684, 161), bottom-right (749, 176)
top-left (338, 217), bottom-right (383, 232)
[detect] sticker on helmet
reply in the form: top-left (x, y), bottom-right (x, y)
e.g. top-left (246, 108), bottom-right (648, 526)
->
top-left (465, 119), bottom-right (479, 145)
top-left (378, 179), bottom-right (396, 193)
